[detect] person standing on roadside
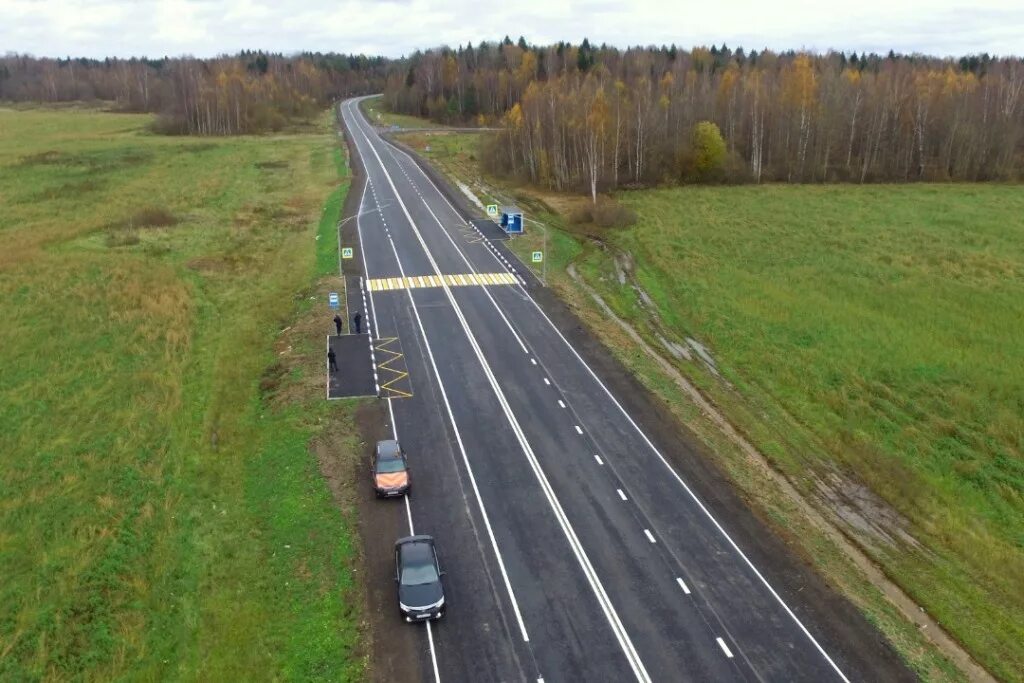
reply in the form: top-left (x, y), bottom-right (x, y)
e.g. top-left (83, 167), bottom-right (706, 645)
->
top-left (333, 314), bottom-right (343, 335)
top-left (327, 348), bottom-right (339, 373)
top-left (353, 311), bottom-right (363, 334)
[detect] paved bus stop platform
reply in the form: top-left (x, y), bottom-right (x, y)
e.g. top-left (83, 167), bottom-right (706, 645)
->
top-left (327, 333), bottom-right (376, 399)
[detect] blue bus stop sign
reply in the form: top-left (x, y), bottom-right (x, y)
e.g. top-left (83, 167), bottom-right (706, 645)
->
top-left (328, 292), bottom-right (340, 309)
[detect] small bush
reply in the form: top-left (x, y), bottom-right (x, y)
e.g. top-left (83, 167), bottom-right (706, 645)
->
top-left (591, 199), bottom-right (637, 229)
top-left (130, 207), bottom-right (178, 228)
top-left (569, 205), bottom-right (594, 224)
top-left (19, 150), bottom-right (64, 166)
top-left (679, 121), bottom-right (728, 183)
top-left (150, 115), bottom-right (187, 135)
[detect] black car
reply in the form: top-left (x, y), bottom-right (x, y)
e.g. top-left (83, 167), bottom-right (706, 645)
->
top-left (395, 535), bottom-right (445, 622)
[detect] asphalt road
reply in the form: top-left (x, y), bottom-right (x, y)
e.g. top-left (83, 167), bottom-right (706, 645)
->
top-left (338, 97), bottom-right (914, 683)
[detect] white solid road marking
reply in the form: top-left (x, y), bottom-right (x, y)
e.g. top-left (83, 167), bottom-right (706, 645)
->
top-left (426, 622), bottom-right (442, 680)
top-left (716, 637), bottom-right (734, 658)
top-left (381, 105), bottom-right (851, 683)
top-left (345, 101), bottom-right (533, 646)
top-left (644, 529), bottom-right (656, 544)
top-left (574, 425), bottom-right (584, 435)
top-left (617, 489), bottom-right (628, 501)
top-left (353, 128), bottom-right (442, 683)
top-left (350, 100), bottom-right (650, 682)
top-left (676, 577), bottom-right (691, 595)
top-left (594, 455), bottom-right (604, 465)
top-left (558, 400), bottom-right (566, 408)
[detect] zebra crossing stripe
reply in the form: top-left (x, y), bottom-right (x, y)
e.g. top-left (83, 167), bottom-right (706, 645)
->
top-left (365, 273), bottom-right (516, 292)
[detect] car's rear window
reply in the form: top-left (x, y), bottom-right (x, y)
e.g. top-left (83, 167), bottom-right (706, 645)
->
top-left (377, 440), bottom-right (401, 458)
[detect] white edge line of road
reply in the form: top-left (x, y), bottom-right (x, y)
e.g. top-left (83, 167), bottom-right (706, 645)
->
top-left (355, 163), bottom-right (442, 683)
top-left (370, 101), bottom-right (851, 683)
top-left (345, 101), bottom-right (533, 646)
top-left (347, 101), bottom-right (650, 682)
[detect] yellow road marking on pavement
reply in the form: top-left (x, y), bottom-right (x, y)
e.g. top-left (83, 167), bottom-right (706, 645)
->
top-left (375, 337), bottom-right (413, 399)
top-left (366, 273), bottom-right (517, 293)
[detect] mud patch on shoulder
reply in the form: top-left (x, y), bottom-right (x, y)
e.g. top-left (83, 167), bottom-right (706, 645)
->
top-left (685, 337), bottom-right (720, 377)
top-left (814, 470), bottom-right (925, 553)
top-left (657, 333), bottom-right (692, 361)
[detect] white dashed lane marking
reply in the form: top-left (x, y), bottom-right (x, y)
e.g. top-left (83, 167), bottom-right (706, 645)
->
top-left (617, 489), bottom-right (628, 501)
top-left (676, 577), bottom-right (691, 595)
top-left (643, 529), bottom-right (656, 544)
top-left (574, 425), bottom-right (584, 435)
top-left (594, 454), bottom-right (604, 465)
top-left (717, 637), bottom-right (734, 658)
top-left (558, 400), bottom-right (566, 408)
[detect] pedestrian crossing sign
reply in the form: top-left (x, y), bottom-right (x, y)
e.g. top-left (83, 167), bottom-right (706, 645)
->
top-left (486, 204), bottom-right (498, 217)
top-left (532, 251), bottom-right (543, 263)
top-left (342, 247), bottom-right (354, 259)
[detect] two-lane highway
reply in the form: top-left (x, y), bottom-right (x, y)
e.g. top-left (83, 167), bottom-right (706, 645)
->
top-left (339, 97), bottom-right (913, 682)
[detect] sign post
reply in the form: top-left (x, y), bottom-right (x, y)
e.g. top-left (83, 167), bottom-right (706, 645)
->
top-left (533, 248), bottom-right (546, 286)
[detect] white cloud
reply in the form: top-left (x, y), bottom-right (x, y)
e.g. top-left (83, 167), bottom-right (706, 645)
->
top-left (0, 0), bottom-right (1021, 59)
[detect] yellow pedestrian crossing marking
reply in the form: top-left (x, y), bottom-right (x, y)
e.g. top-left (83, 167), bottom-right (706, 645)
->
top-left (367, 272), bottom-right (518, 292)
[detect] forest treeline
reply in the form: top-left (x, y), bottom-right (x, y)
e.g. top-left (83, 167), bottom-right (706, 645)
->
top-left (0, 52), bottom-right (387, 134)
top-left (383, 39), bottom-right (1024, 188)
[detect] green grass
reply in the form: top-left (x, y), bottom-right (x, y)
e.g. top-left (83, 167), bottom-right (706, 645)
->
top-left (359, 96), bottom-right (443, 130)
top-left (578, 184), bottom-right (1024, 681)
top-left (0, 107), bottom-right (364, 679)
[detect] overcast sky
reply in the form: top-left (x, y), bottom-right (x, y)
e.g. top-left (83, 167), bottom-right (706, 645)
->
top-left (2, 0), bottom-right (1022, 60)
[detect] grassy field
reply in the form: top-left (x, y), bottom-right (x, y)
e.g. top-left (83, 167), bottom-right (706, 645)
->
top-left (579, 184), bottom-right (1024, 681)
top-left (0, 107), bottom-right (365, 679)
top-left (395, 118), bottom-right (1024, 679)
